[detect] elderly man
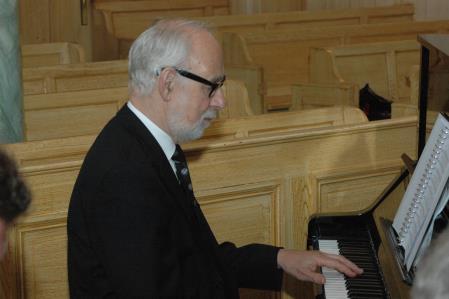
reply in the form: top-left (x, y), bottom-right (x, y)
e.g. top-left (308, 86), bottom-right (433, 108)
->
top-left (0, 149), bottom-right (31, 259)
top-left (67, 19), bottom-right (362, 298)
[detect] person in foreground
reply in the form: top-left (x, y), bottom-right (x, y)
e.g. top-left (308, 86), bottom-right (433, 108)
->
top-left (411, 227), bottom-right (449, 299)
top-left (67, 19), bottom-right (362, 298)
top-left (0, 149), bottom-right (31, 259)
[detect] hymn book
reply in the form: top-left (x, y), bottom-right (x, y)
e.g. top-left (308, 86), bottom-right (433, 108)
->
top-left (392, 112), bottom-right (449, 271)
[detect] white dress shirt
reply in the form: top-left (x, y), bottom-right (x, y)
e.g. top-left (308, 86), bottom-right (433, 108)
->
top-left (127, 101), bottom-right (177, 176)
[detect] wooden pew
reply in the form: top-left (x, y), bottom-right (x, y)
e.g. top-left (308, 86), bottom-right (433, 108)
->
top-left (93, 3), bottom-right (414, 61)
top-left (23, 87), bottom-right (128, 141)
top-left (22, 60), bottom-right (129, 95)
top-left (391, 64), bottom-right (422, 119)
top-left (21, 43), bottom-right (86, 68)
top-left (22, 78), bottom-right (245, 141)
top-left (219, 79), bottom-right (254, 118)
top-left (95, 0), bottom-right (230, 38)
top-left (22, 79), bottom-right (365, 142)
top-left (265, 82), bottom-right (358, 112)
top-left (197, 4), bottom-right (414, 33)
top-left (222, 20), bottom-right (449, 110)
top-left (22, 60), bottom-right (265, 114)
top-left (309, 40), bottom-right (421, 106)
top-left (97, 3), bottom-right (414, 43)
top-left (209, 106), bottom-right (367, 139)
top-left (94, 0), bottom-right (230, 58)
top-left (1, 114), bottom-right (417, 299)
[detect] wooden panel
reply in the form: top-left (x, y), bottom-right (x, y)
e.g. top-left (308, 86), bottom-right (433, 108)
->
top-left (17, 220), bottom-right (68, 299)
top-left (199, 182), bottom-right (280, 246)
top-left (202, 186), bottom-right (277, 298)
top-left (24, 169), bottom-right (80, 217)
top-left (313, 165), bottom-right (402, 214)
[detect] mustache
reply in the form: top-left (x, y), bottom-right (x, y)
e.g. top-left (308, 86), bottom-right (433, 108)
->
top-left (201, 109), bottom-right (217, 121)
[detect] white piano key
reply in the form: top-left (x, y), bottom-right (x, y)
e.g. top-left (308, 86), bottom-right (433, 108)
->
top-left (319, 240), bottom-right (349, 299)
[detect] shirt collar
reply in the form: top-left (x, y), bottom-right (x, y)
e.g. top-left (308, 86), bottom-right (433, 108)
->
top-left (127, 101), bottom-right (176, 162)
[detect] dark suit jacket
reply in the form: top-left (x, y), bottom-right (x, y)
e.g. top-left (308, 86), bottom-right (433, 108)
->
top-left (67, 105), bottom-right (283, 298)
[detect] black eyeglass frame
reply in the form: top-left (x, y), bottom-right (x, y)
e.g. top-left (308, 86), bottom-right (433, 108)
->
top-left (174, 68), bottom-right (226, 98)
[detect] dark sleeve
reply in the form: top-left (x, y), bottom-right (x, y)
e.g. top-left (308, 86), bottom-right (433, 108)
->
top-left (218, 241), bottom-right (283, 290)
top-left (86, 164), bottom-right (189, 297)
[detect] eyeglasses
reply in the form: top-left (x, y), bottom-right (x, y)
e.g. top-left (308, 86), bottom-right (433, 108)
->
top-left (174, 68), bottom-right (226, 98)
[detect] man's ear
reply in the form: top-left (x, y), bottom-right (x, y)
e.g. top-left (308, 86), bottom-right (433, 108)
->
top-left (158, 68), bottom-right (176, 101)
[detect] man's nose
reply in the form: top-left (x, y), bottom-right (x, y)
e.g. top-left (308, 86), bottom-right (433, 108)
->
top-left (210, 87), bottom-right (226, 110)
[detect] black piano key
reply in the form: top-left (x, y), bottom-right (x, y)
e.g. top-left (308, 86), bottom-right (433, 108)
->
top-left (313, 218), bottom-right (390, 299)
top-left (337, 238), bottom-right (388, 299)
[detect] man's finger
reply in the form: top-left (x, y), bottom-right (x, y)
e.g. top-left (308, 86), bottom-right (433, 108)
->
top-left (298, 268), bottom-right (326, 285)
top-left (319, 253), bottom-right (363, 277)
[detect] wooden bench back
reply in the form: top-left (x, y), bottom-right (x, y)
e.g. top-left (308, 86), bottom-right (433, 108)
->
top-left (22, 79), bottom-right (254, 141)
top-left (1, 115), bottom-right (417, 298)
top-left (22, 60), bottom-right (129, 95)
top-left (96, 3), bottom-right (414, 59)
top-left (221, 20), bottom-right (449, 111)
top-left (23, 87), bottom-right (128, 141)
top-left (95, 0), bottom-right (230, 54)
top-left (198, 4), bottom-right (414, 34)
top-left (22, 60), bottom-right (265, 114)
top-left (219, 79), bottom-right (254, 118)
top-left (205, 106), bottom-right (367, 139)
top-left (310, 40), bottom-right (421, 105)
top-left (265, 83), bottom-right (358, 112)
top-left (98, 3), bottom-right (414, 41)
top-left (224, 20), bottom-right (449, 89)
top-left (21, 43), bottom-right (86, 68)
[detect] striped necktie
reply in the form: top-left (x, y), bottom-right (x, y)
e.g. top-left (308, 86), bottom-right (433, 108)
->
top-left (171, 144), bottom-right (196, 205)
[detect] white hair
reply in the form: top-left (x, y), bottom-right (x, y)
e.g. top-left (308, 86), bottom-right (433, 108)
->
top-left (128, 19), bottom-right (212, 97)
top-left (411, 227), bottom-right (449, 299)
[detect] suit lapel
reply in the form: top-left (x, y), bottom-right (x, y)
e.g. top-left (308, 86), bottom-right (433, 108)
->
top-left (114, 105), bottom-right (195, 223)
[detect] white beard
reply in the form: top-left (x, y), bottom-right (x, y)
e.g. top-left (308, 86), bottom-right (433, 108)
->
top-left (168, 108), bottom-right (216, 143)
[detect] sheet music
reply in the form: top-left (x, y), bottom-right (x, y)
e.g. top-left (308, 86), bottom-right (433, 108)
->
top-left (392, 113), bottom-right (449, 270)
top-left (414, 182), bottom-right (449, 267)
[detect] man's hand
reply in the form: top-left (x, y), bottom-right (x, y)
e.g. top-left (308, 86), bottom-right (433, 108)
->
top-left (277, 249), bottom-right (363, 284)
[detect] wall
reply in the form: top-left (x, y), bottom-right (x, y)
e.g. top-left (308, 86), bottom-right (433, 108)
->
top-left (19, 0), bottom-right (95, 61)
